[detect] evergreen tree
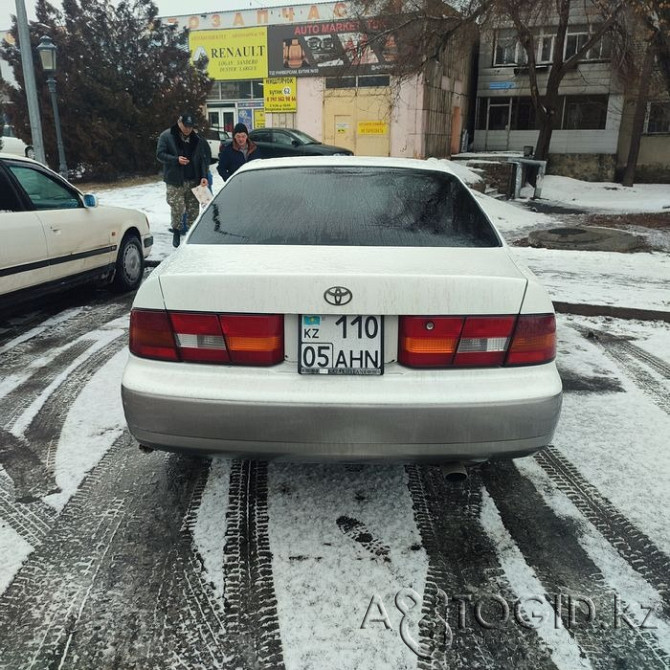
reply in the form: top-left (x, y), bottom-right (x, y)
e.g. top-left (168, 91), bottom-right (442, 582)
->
top-left (0, 0), bottom-right (211, 180)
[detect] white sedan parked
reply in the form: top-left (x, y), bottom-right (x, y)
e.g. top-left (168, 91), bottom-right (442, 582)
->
top-left (122, 157), bottom-right (562, 462)
top-left (0, 153), bottom-right (153, 309)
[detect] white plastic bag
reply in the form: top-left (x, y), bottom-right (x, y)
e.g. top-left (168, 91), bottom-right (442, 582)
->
top-left (191, 184), bottom-right (213, 206)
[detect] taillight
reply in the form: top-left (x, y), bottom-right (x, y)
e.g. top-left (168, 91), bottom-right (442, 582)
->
top-left (507, 314), bottom-right (556, 365)
top-left (170, 312), bottom-right (229, 363)
top-left (218, 314), bottom-right (284, 365)
top-left (129, 309), bottom-right (284, 366)
top-left (398, 314), bottom-right (555, 368)
top-left (398, 317), bottom-right (463, 367)
top-left (130, 309), bottom-right (179, 361)
top-left (453, 316), bottom-right (515, 366)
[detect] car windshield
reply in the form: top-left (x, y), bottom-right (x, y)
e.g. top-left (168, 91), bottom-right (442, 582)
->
top-left (189, 167), bottom-right (500, 248)
top-left (290, 129), bottom-right (320, 145)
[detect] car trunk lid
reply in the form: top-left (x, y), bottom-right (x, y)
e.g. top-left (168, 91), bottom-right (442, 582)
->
top-left (155, 245), bottom-right (528, 315)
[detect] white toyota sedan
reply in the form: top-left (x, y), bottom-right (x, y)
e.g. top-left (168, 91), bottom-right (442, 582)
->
top-left (122, 157), bottom-right (562, 462)
top-left (0, 154), bottom-right (153, 309)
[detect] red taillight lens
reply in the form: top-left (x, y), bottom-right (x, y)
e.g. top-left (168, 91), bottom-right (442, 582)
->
top-left (398, 313), bottom-right (556, 368)
top-left (219, 315), bottom-right (284, 365)
top-left (398, 317), bottom-right (464, 367)
top-left (130, 309), bottom-right (179, 361)
top-left (507, 314), bottom-right (556, 365)
top-left (129, 309), bottom-right (284, 366)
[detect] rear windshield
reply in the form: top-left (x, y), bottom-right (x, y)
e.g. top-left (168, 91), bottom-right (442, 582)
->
top-left (189, 166), bottom-right (500, 247)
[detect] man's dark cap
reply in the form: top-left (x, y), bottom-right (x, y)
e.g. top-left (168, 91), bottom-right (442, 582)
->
top-left (179, 112), bottom-right (196, 127)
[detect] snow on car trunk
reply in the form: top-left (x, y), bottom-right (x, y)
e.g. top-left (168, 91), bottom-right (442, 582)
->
top-left (151, 244), bottom-right (529, 315)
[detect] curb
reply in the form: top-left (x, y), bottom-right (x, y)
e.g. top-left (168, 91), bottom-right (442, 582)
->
top-left (553, 301), bottom-right (670, 323)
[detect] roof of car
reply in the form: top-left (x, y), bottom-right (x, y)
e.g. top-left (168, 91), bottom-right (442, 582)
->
top-left (232, 155), bottom-right (460, 178)
top-left (0, 152), bottom-right (39, 163)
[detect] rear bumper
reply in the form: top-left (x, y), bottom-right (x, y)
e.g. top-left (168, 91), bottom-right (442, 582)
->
top-left (121, 356), bottom-right (562, 461)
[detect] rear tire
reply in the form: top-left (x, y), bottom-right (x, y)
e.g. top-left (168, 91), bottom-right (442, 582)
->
top-left (112, 235), bottom-right (143, 292)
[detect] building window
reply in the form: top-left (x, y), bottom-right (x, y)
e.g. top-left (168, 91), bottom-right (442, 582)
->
top-left (565, 25), bottom-right (611, 61)
top-left (325, 75), bottom-right (389, 89)
top-left (645, 101), bottom-right (670, 134)
top-left (208, 80), bottom-right (264, 102)
top-left (488, 97), bottom-right (511, 130)
top-left (564, 26), bottom-right (589, 59)
top-left (511, 97), bottom-right (537, 129)
top-left (358, 75), bottom-right (390, 87)
top-left (536, 31), bottom-right (555, 63)
top-left (252, 81), bottom-right (264, 98)
top-left (494, 29), bottom-right (519, 66)
top-left (562, 95), bottom-right (608, 129)
top-left (477, 95), bottom-right (606, 131)
top-left (477, 97), bottom-right (537, 130)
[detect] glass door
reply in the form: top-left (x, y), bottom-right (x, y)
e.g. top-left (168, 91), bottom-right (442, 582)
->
top-left (207, 108), bottom-right (236, 134)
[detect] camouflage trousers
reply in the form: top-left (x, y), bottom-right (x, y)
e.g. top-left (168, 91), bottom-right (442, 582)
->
top-left (166, 182), bottom-right (201, 232)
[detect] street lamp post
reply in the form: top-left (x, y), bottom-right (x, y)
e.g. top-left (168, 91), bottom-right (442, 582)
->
top-left (36, 36), bottom-right (67, 179)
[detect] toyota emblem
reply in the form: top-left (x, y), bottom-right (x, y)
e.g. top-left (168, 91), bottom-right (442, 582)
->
top-left (324, 286), bottom-right (353, 306)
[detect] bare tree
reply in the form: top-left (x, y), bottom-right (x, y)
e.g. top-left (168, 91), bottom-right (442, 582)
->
top-left (621, 40), bottom-right (655, 186)
top-left (493, 0), bottom-right (626, 160)
top-left (628, 0), bottom-right (670, 96)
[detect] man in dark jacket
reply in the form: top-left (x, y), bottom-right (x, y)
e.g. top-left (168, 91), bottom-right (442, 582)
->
top-left (157, 112), bottom-right (211, 247)
top-left (217, 123), bottom-right (262, 181)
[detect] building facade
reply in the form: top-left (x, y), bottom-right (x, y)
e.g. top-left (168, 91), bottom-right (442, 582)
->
top-left (162, 3), bottom-right (475, 159)
top-left (473, 4), bottom-right (670, 181)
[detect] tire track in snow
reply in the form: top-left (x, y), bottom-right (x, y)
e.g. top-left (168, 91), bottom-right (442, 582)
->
top-left (0, 339), bottom-right (93, 429)
top-left (0, 467), bottom-right (55, 547)
top-left (482, 460), bottom-right (670, 670)
top-left (222, 460), bottom-right (285, 670)
top-left (137, 457), bottom-right (229, 670)
top-left (22, 334), bottom-right (127, 466)
top-left (584, 330), bottom-right (670, 414)
top-left (535, 447), bottom-right (670, 621)
top-left (0, 295), bottom-right (130, 364)
top-left (406, 464), bottom-right (558, 670)
top-left (0, 437), bottom-right (128, 669)
top-left (0, 437), bottom-right (229, 669)
top-left (0, 334), bottom-right (126, 501)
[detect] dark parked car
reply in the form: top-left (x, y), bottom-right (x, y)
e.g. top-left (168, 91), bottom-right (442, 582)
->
top-left (246, 128), bottom-right (353, 158)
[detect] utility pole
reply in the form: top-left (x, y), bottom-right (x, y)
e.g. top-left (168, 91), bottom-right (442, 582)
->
top-left (14, 0), bottom-right (46, 164)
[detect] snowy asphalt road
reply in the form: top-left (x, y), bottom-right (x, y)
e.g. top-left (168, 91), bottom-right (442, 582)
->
top-left (0, 172), bottom-right (669, 669)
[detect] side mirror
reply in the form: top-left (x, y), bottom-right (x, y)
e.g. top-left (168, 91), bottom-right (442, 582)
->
top-left (292, 139), bottom-right (300, 147)
top-left (83, 193), bottom-right (98, 208)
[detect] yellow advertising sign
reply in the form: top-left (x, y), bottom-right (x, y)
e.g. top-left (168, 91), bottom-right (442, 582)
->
top-left (190, 28), bottom-right (268, 80)
top-left (254, 109), bottom-right (266, 128)
top-left (358, 121), bottom-right (388, 135)
top-left (263, 77), bottom-right (297, 112)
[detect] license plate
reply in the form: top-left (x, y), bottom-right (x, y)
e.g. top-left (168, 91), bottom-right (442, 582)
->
top-left (299, 315), bottom-right (383, 375)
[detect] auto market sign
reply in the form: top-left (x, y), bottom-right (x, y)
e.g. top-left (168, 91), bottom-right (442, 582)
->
top-left (263, 77), bottom-right (297, 112)
top-left (190, 27), bottom-right (268, 80)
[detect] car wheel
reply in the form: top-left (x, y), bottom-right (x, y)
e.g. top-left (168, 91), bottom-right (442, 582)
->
top-left (25, 146), bottom-right (35, 159)
top-left (112, 235), bottom-right (144, 292)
